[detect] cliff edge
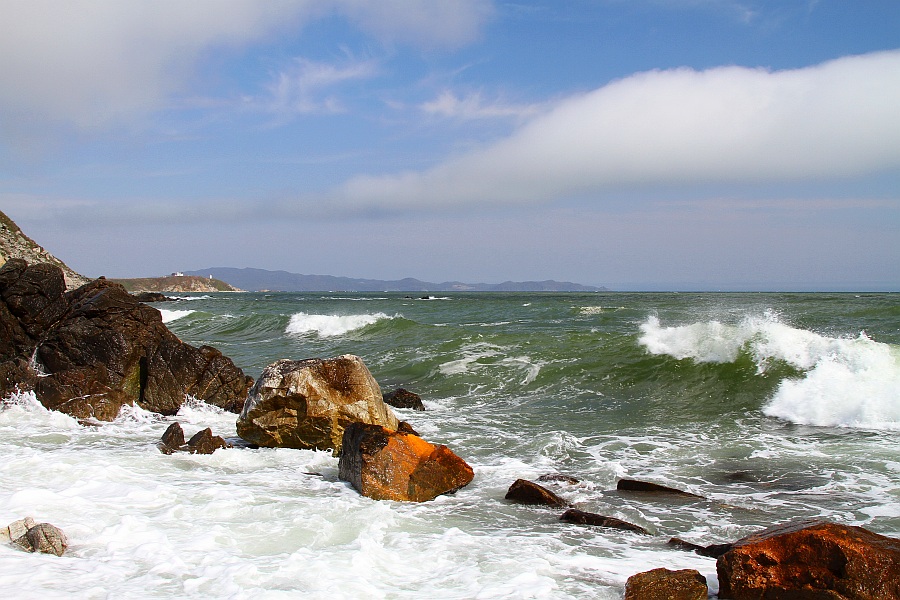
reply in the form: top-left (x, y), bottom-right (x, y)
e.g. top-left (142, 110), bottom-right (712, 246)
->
top-left (0, 210), bottom-right (91, 290)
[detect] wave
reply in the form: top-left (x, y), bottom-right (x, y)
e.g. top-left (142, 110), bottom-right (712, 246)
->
top-left (639, 313), bottom-right (900, 430)
top-left (285, 312), bottom-right (396, 337)
top-left (159, 309), bottom-right (195, 323)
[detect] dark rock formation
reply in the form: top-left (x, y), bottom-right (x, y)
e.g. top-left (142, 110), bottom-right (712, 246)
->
top-left (133, 292), bottom-right (173, 303)
top-left (616, 478), bottom-right (705, 500)
top-left (560, 509), bottom-right (648, 534)
top-left (0, 259), bottom-right (253, 420)
top-left (717, 519), bottom-right (900, 599)
top-left (338, 422), bottom-right (474, 502)
top-left (158, 422), bottom-right (230, 454)
top-left (236, 355), bottom-right (399, 455)
top-left (624, 568), bottom-right (707, 600)
top-left (505, 479), bottom-right (570, 508)
top-left (382, 388), bottom-right (425, 411)
top-left (668, 536), bottom-right (733, 558)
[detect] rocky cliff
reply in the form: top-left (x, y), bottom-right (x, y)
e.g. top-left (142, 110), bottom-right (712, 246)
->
top-left (110, 275), bottom-right (242, 293)
top-left (0, 210), bottom-right (90, 291)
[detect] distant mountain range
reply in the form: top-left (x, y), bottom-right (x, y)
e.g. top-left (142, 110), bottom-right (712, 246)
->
top-left (183, 267), bottom-right (606, 293)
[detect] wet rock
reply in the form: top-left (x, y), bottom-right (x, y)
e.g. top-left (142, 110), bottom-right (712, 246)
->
top-left (236, 355), bottom-right (399, 455)
top-left (397, 420), bottom-right (419, 435)
top-left (4, 517), bottom-right (35, 543)
top-left (187, 427), bottom-right (230, 454)
top-left (382, 388), bottom-right (425, 411)
top-left (537, 473), bottom-right (580, 485)
top-left (25, 523), bottom-right (68, 556)
top-left (560, 509), bottom-right (648, 534)
top-left (159, 422), bottom-right (230, 454)
top-left (717, 519), bottom-right (900, 599)
top-left (0, 260), bottom-right (253, 420)
top-left (132, 292), bottom-right (172, 303)
top-left (616, 478), bottom-right (705, 500)
top-left (668, 536), bottom-right (733, 558)
top-left (338, 422), bottom-right (474, 502)
top-left (505, 479), bottom-right (570, 508)
top-left (625, 568), bottom-right (707, 600)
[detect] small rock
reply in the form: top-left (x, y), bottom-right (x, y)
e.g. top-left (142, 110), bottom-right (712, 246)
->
top-left (382, 388), bottom-right (425, 411)
top-left (560, 509), bottom-right (648, 534)
top-left (159, 422), bottom-right (186, 454)
top-left (668, 536), bottom-right (733, 558)
top-left (537, 473), bottom-right (580, 485)
top-left (5, 516), bottom-right (36, 542)
top-left (26, 523), bottom-right (68, 556)
top-left (187, 427), bottom-right (230, 454)
top-left (505, 479), bottom-right (569, 508)
top-left (625, 568), bottom-right (707, 600)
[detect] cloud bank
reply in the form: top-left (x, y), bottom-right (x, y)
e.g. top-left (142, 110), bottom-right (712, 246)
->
top-left (337, 50), bottom-right (900, 210)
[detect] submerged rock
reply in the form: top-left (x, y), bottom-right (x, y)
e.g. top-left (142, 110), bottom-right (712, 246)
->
top-left (382, 388), bottom-right (425, 411)
top-left (537, 473), bottom-right (580, 485)
top-left (158, 422), bottom-right (230, 454)
top-left (668, 536), bottom-right (733, 558)
top-left (717, 519), bottom-right (900, 599)
top-left (236, 355), bottom-right (399, 454)
top-left (505, 479), bottom-right (570, 508)
top-left (338, 422), bottom-right (474, 502)
top-left (0, 259), bottom-right (253, 420)
top-left (616, 478), bottom-right (705, 500)
top-left (625, 568), bottom-right (707, 600)
top-left (560, 509), bottom-right (648, 535)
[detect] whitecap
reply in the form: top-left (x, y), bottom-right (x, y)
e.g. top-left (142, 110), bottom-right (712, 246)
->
top-left (159, 309), bottom-right (195, 323)
top-left (285, 312), bottom-right (394, 337)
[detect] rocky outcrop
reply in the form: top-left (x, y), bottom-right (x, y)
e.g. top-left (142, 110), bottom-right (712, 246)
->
top-left (111, 275), bottom-right (241, 293)
top-left (624, 568), bottom-right (707, 600)
top-left (338, 422), bottom-right (474, 502)
top-left (236, 355), bottom-right (399, 454)
top-left (0, 210), bottom-right (90, 290)
top-left (717, 520), bottom-right (900, 599)
top-left (668, 536), bottom-right (733, 558)
top-left (158, 422), bottom-right (231, 454)
top-left (4, 517), bottom-right (68, 556)
top-left (382, 388), bottom-right (425, 411)
top-left (560, 509), bottom-right (648, 534)
top-left (505, 479), bottom-right (570, 507)
top-left (0, 259), bottom-right (253, 420)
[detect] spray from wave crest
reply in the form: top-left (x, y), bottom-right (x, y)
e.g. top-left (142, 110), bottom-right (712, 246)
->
top-left (285, 312), bottom-right (394, 337)
top-left (159, 309), bottom-right (195, 323)
top-left (639, 313), bottom-right (900, 430)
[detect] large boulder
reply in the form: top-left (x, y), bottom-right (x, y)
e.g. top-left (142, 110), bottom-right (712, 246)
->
top-left (0, 260), bottom-right (253, 420)
top-left (624, 568), bottom-right (707, 600)
top-left (338, 422), bottom-right (474, 502)
top-left (717, 519), bottom-right (900, 599)
top-left (236, 355), bottom-right (399, 454)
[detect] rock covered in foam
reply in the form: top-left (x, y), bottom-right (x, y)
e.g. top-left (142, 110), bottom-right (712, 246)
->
top-left (236, 355), bottom-right (399, 455)
top-left (717, 519), bottom-right (900, 599)
top-left (338, 422), bottom-right (474, 502)
top-left (4, 517), bottom-right (68, 556)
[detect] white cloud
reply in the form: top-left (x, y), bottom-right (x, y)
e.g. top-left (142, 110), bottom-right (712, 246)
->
top-left (262, 57), bottom-right (380, 115)
top-left (0, 0), bottom-right (491, 135)
top-left (335, 51), bottom-right (900, 210)
top-left (420, 90), bottom-right (542, 120)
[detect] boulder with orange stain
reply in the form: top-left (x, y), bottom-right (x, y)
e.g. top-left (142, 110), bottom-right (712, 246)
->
top-left (338, 422), bottom-right (474, 502)
top-left (717, 519), bottom-right (900, 599)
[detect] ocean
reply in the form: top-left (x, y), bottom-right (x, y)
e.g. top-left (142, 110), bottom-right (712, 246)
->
top-left (2, 291), bottom-right (899, 599)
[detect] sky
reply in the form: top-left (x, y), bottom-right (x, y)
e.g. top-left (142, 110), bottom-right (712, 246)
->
top-left (1, 0), bottom-right (899, 291)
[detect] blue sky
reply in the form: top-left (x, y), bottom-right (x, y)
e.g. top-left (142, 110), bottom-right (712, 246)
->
top-left (1, 0), bottom-right (898, 290)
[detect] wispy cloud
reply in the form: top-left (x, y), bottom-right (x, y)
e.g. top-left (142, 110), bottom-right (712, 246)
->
top-left (259, 57), bottom-right (380, 116)
top-left (332, 50), bottom-right (900, 211)
top-left (420, 90), bottom-right (543, 120)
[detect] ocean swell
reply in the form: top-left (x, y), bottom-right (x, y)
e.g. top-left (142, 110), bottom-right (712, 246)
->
top-left (639, 313), bottom-right (900, 430)
top-left (285, 312), bottom-right (395, 337)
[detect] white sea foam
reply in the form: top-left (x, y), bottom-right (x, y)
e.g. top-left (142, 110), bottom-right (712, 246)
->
top-left (285, 312), bottom-right (394, 337)
top-left (639, 313), bottom-right (900, 430)
top-left (159, 309), bottom-right (195, 323)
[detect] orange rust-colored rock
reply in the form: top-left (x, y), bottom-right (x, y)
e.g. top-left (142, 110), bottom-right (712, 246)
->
top-left (625, 568), bottom-right (707, 600)
top-left (717, 519), bottom-right (900, 600)
top-left (338, 422), bottom-right (474, 502)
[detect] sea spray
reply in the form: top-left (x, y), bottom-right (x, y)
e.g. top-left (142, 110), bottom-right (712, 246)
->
top-left (285, 312), bottom-right (395, 337)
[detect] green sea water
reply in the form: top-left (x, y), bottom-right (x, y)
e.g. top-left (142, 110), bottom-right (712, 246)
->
top-left (2, 291), bottom-right (898, 598)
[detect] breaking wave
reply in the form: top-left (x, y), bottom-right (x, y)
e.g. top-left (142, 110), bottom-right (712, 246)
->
top-left (639, 313), bottom-right (900, 430)
top-left (285, 312), bottom-right (396, 337)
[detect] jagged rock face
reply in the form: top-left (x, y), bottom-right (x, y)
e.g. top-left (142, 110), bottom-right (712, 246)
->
top-left (0, 259), bottom-right (253, 420)
top-left (717, 520), bottom-right (900, 600)
top-left (236, 355), bottom-right (399, 454)
top-left (338, 422), bottom-right (474, 502)
top-left (0, 210), bottom-right (90, 290)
